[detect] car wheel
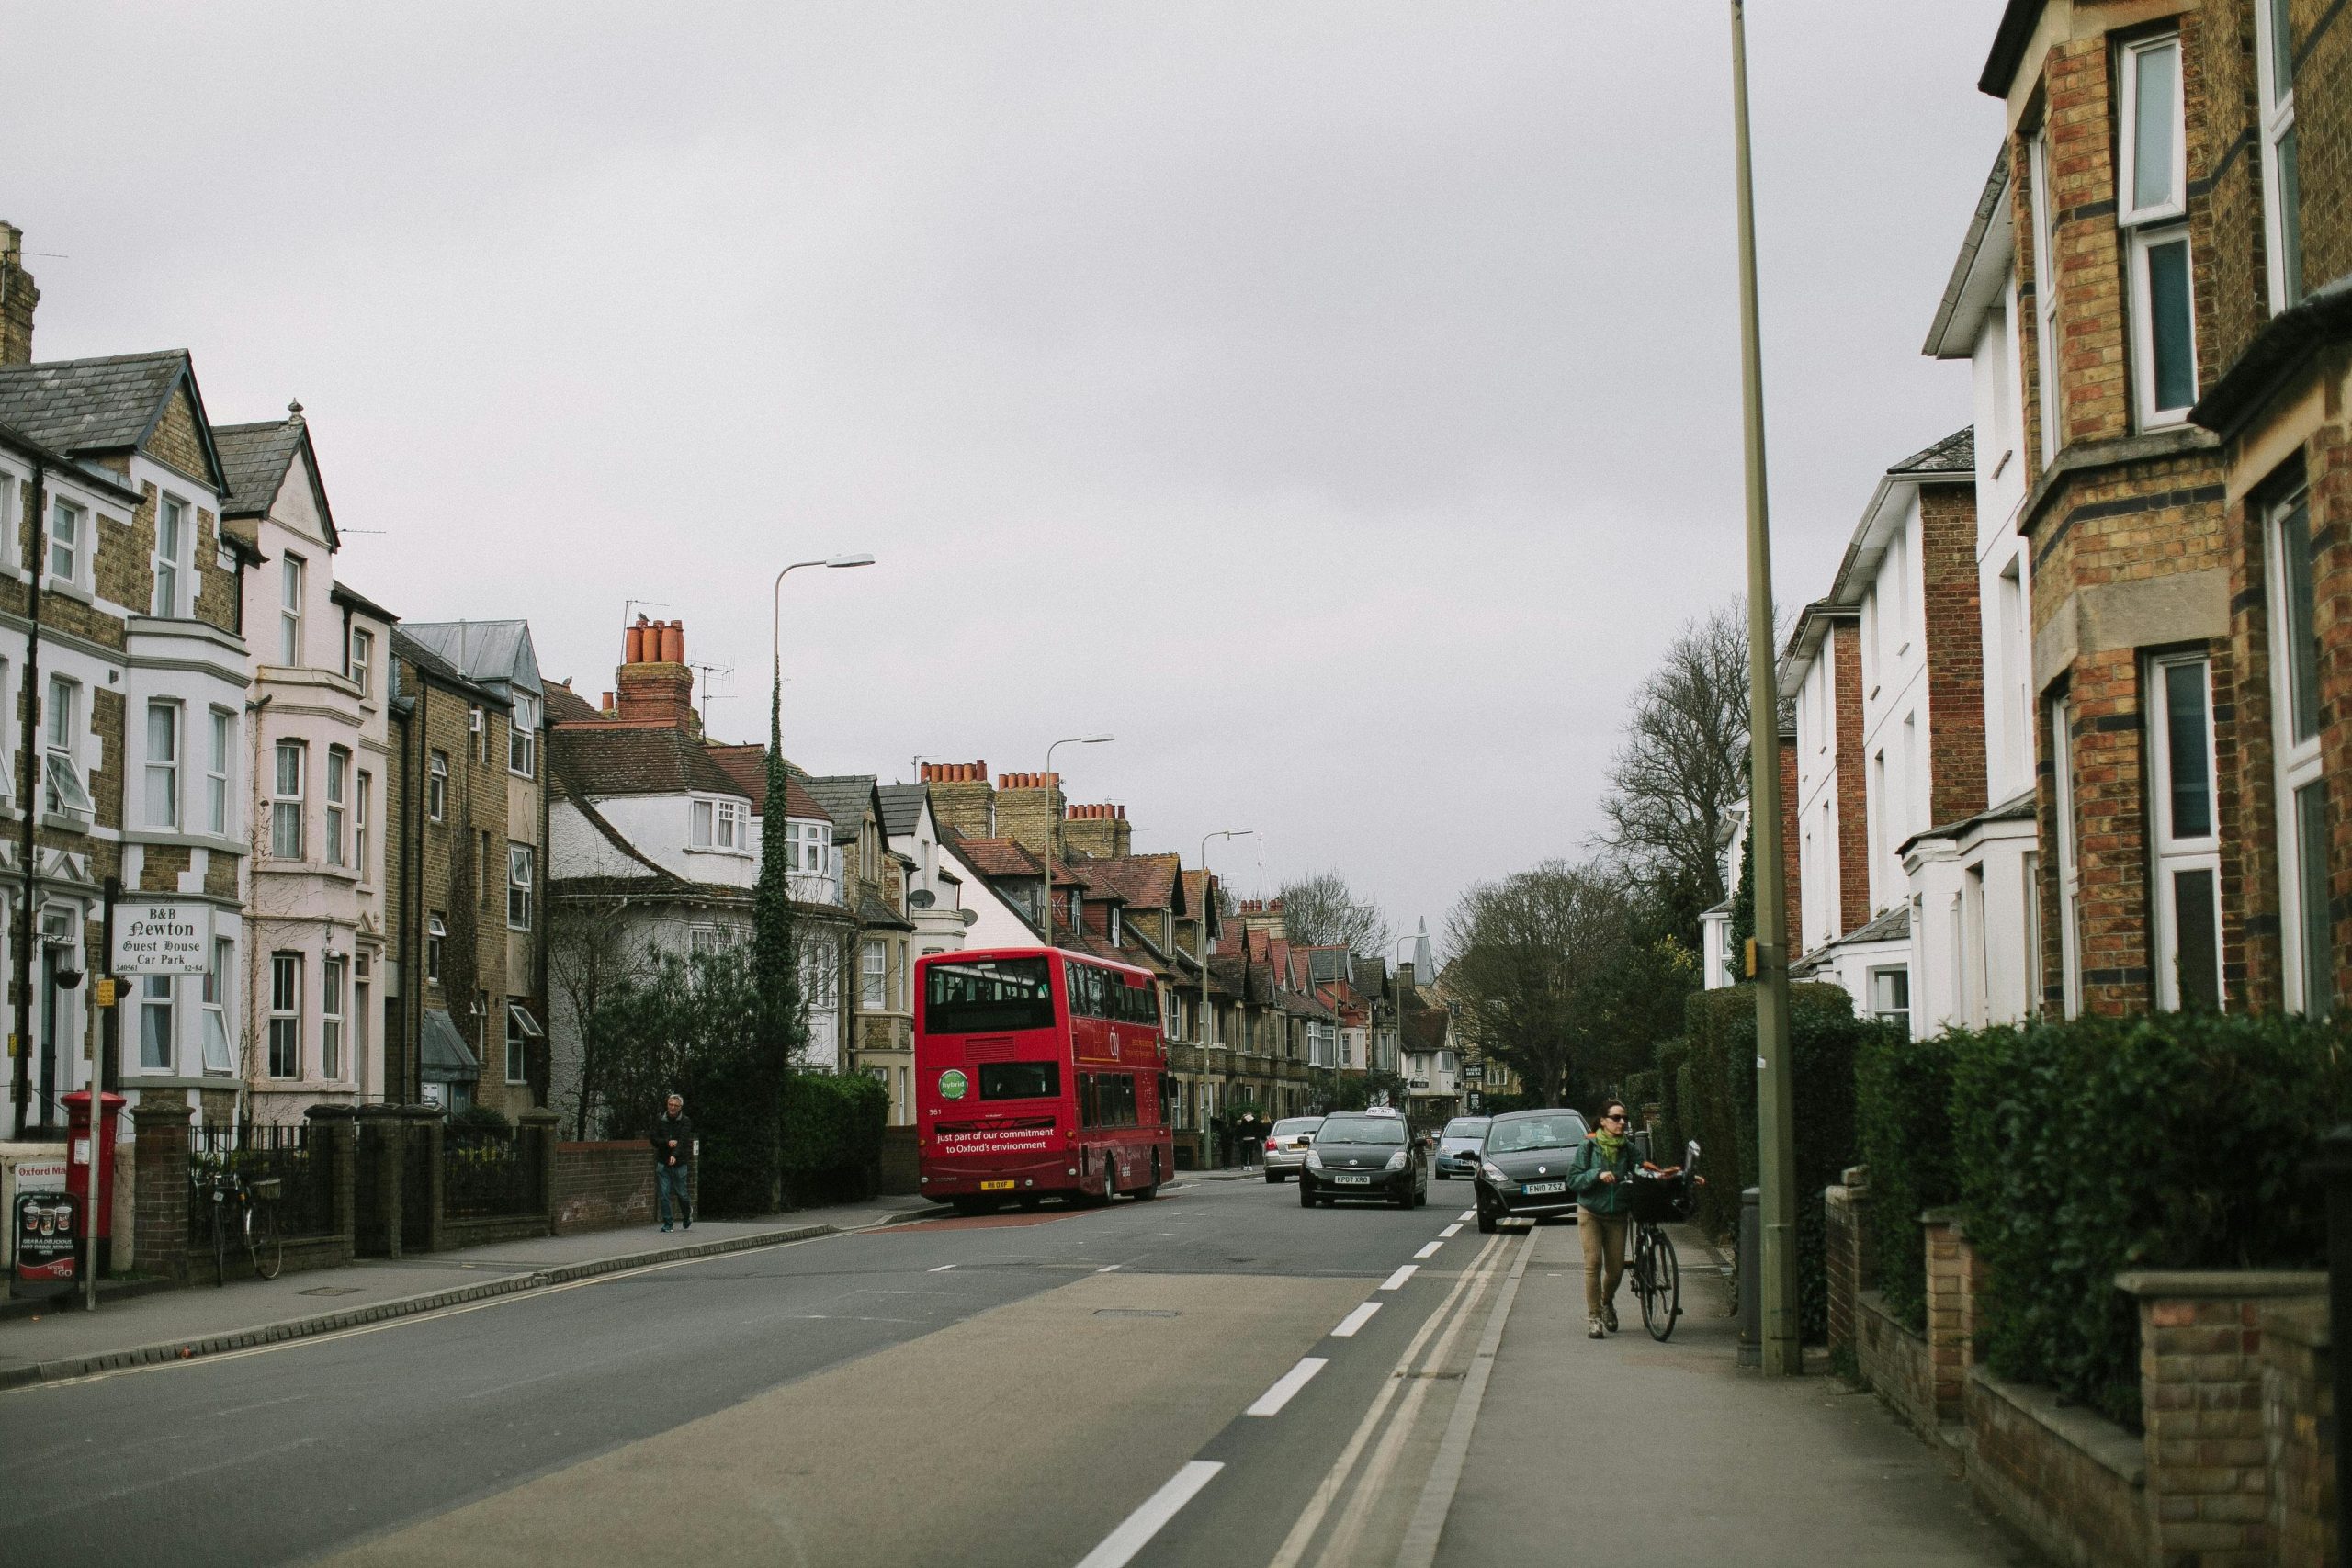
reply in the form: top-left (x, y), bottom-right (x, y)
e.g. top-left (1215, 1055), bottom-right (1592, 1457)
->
top-left (1298, 1181), bottom-right (1316, 1210)
top-left (1264, 1169), bottom-right (1281, 1184)
top-left (1476, 1206), bottom-right (1498, 1235)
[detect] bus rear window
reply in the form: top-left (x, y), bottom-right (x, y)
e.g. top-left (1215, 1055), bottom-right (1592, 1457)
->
top-left (925, 958), bottom-right (1054, 1033)
top-left (978, 1061), bottom-right (1060, 1100)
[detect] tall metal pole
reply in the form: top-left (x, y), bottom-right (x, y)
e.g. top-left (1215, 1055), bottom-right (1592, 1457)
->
top-left (12, 462), bottom-right (47, 1137)
top-left (1730, 0), bottom-right (1801, 1376)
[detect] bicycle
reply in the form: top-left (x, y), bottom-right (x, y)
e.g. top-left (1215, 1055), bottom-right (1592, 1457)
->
top-left (1627, 1160), bottom-right (1699, 1342)
top-left (197, 1168), bottom-right (285, 1285)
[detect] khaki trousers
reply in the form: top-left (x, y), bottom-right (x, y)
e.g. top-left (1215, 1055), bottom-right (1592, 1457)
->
top-left (1581, 1210), bottom-right (1629, 1320)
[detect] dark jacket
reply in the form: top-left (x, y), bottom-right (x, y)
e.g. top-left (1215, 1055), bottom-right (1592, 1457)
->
top-left (1568, 1134), bottom-right (1635, 1216)
top-left (650, 1112), bottom-right (695, 1168)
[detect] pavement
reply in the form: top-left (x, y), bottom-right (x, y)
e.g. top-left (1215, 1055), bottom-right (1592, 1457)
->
top-left (0, 1176), bottom-right (2029, 1567)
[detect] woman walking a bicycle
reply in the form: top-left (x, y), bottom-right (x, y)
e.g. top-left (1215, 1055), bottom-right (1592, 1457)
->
top-left (1567, 1100), bottom-right (1639, 1338)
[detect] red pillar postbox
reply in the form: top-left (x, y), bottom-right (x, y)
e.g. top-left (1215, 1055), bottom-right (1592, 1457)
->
top-left (62, 1090), bottom-right (125, 1249)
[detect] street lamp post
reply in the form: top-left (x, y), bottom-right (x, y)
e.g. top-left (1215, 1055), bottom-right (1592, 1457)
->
top-left (769, 554), bottom-right (876, 757)
top-left (1040, 734), bottom-right (1112, 951)
top-left (1198, 829), bottom-right (1252, 1157)
top-left (1728, 0), bottom-right (1800, 1377)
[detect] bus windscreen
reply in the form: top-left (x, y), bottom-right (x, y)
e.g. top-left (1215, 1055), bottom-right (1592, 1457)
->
top-left (925, 958), bottom-right (1054, 1034)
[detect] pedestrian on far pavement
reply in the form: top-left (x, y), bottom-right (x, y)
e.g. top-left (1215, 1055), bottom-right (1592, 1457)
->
top-left (650, 1092), bottom-right (695, 1233)
top-left (1238, 1112), bottom-right (1260, 1167)
top-left (1568, 1100), bottom-right (1637, 1338)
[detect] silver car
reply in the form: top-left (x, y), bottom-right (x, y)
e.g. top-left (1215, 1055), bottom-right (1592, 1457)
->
top-left (1261, 1116), bottom-right (1325, 1182)
top-left (1434, 1115), bottom-right (1491, 1179)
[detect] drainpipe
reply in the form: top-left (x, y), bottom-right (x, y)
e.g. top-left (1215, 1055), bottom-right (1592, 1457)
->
top-left (9, 457), bottom-right (44, 1137)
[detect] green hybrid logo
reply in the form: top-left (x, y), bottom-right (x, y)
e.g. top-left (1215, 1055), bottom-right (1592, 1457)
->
top-left (938, 1069), bottom-right (968, 1100)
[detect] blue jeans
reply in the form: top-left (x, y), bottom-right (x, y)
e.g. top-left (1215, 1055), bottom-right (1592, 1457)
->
top-left (657, 1162), bottom-right (692, 1226)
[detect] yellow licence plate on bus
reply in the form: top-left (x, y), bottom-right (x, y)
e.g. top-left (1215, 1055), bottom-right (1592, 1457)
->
top-left (979, 1180), bottom-right (1016, 1191)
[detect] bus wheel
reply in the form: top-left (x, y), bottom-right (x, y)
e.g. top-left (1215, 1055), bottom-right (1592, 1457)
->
top-left (1132, 1183), bottom-right (1159, 1201)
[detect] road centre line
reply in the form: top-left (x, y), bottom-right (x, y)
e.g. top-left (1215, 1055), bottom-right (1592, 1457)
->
top-left (1379, 1265), bottom-right (1418, 1291)
top-left (929, 1264), bottom-right (956, 1272)
top-left (1394, 1224), bottom-right (1543, 1568)
top-left (1245, 1358), bottom-right (1329, 1417)
top-left (1458, 1210), bottom-right (1476, 1222)
top-left (1097, 1264), bottom-right (1123, 1273)
top-left (1329, 1302), bottom-right (1382, 1338)
top-left (1266, 1235), bottom-right (1505, 1568)
top-left (1071, 1459), bottom-right (1225, 1568)
top-left (1413, 1241), bottom-right (1442, 1259)
top-left (1439, 1224), bottom-right (1462, 1238)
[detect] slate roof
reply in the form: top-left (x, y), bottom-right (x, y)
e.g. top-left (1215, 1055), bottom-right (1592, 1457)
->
top-left (1403, 1009), bottom-right (1452, 1051)
top-left (1888, 427), bottom-right (1974, 476)
top-left (877, 783), bottom-right (927, 839)
top-left (0, 351), bottom-right (224, 490)
top-left (419, 1008), bottom-right (480, 1083)
top-left (550, 726), bottom-right (746, 800)
top-left (212, 418), bottom-right (307, 519)
top-left (401, 621), bottom-right (543, 696)
top-left (330, 580), bottom-right (399, 625)
top-left (858, 893), bottom-right (914, 931)
top-left (543, 682), bottom-right (601, 726)
top-left (801, 775), bottom-right (879, 844)
top-left (391, 627), bottom-right (506, 705)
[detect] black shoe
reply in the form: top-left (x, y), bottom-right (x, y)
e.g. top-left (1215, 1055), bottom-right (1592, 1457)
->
top-left (682, 1221), bottom-right (691, 1231)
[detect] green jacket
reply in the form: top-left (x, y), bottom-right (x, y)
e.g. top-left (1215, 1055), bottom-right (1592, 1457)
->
top-left (1568, 1134), bottom-right (1636, 1215)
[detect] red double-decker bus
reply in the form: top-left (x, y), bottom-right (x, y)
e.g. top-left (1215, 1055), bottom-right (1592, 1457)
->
top-left (915, 946), bottom-right (1172, 1213)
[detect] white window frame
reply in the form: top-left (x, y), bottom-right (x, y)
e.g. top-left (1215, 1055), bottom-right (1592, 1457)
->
top-left (426, 913), bottom-right (447, 985)
top-left (0, 465), bottom-right (18, 573)
top-left (324, 746), bottom-right (348, 866)
top-left (2268, 484), bottom-right (2330, 1014)
top-left (356, 771), bottom-right (372, 883)
top-left (270, 739), bottom-right (306, 861)
top-left (508, 693), bottom-right (538, 777)
top-left (507, 842), bottom-right (532, 931)
top-left (716, 799), bottom-right (742, 851)
top-left (321, 954), bottom-right (345, 1081)
top-left (42, 675), bottom-right (91, 820)
top-left (279, 553), bottom-right (305, 666)
top-left (2256, 0), bottom-right (2303, 311)
top-left (2030, 130), bottom-right (2064, 465)
top-left (2052, 698), bottom-right (2083, 1018)
top-left (2147, 651), bottom-right (2224, 1011)
top-left (691, 797), bottom-right (715, 849)
top-left (144, 699), bottom-right (179, 829)
top-left (505, 1006), bottom-right (529, 1085)
top-left (349, 627), bottom-right (374, 699)
top-left (46, 498), bottom-right (84, 589)
top-left (861, 940), bottom-right (887, 1011)
top-left (427, 750), bottom-right (447, 823)
top-left (2118, 34), bottom-right (2196, 427)
top-left (1869, 966), bottom-right (1911, 1036)
top-left (206, 706), bottom-right (232, 836)
top-left (267, 953), bottom-right (302, 1079)
top-left (139, 974), bottom-right (174, 1071)
top-left (153, 493), bottom-right (188, 618)
top-left (201, 938), bottom-right (233, 1074)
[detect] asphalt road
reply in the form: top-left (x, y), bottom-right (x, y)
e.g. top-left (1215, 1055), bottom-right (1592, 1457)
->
top-left (0, 1174), bottom-right (1521, 1568)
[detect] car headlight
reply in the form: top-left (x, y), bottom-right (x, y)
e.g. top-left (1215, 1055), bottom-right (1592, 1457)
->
top-left (1385, 1150), bottom-right (1408, 1173)
top-left (1480, 1162), bottom-right (1507, 1184)
top-left (1305, 1149), bottom-right (1325, 1171)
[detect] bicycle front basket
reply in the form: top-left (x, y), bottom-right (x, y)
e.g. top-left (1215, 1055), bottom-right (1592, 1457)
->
top-left (245, 1176), bottom-right (283, 1202)
top-left (1628, 1172), bottom-right (1687, 1224)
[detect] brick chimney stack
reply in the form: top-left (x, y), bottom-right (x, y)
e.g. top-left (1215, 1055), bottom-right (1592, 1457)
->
top-left (0, 222), bottom-right (38, 367)
top-left (921, 761), bottom-right (994, 840)
top-left (614, 614), bottom-right (696, 734)
top-left (1061, 802), bottom-right (1131, 860)
top-left (994, 771), bottom-right (1066, 858)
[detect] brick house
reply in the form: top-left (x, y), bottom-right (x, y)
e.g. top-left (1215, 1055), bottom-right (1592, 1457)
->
top-left (0, 237), bottom-right (257, 1135)
top-left (794, 773), bottom-right (919, 1122)
top-left (217, 406), bottom-right (400, 1121)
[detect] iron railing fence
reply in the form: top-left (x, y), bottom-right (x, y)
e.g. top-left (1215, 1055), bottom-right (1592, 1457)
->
top-left (441, 1126), bottom-right (538, 1219)
top-left (188, 1122), bottom-right (335, 1239)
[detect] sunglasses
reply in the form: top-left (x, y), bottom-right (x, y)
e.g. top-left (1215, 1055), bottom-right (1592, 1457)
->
top-left (1601, 1112), bottom-right (1627, 1122)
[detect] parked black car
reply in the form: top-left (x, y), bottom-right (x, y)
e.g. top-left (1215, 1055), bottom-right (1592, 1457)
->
top-left (1472, 1108), bottom-right (1589, 1233)
top-left (1298, 1109), bottom-right (1429, 1210)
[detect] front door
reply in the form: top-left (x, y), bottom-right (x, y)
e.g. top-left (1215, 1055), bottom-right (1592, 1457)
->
top-left (36, 946), bottom-right (62, 1129)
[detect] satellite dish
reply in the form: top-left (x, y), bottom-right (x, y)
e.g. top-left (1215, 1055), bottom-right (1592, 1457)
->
top-left (908, 889), bottom-right (936, 909)
top-left (959, 909), bottom-right (980, 928)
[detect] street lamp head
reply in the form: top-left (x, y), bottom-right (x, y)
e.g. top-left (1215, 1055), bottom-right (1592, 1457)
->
top-left (1082, 733), bottom-right (1114, 743)
top-left (825, 554), bottom-right (876, 569)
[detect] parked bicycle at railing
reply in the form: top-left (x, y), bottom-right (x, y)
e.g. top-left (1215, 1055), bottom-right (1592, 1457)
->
top-left (195, 1167), bottom-right (284, 1285)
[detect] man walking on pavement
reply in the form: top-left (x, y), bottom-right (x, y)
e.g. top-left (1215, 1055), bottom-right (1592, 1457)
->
top-left (651, 1092), bottom-right (694, 1232)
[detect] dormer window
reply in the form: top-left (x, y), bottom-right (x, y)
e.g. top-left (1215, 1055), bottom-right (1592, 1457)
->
top-left (1109, 906), bottom-right (1122, 945)
top-left (279, 554), bottom-right (305, 664)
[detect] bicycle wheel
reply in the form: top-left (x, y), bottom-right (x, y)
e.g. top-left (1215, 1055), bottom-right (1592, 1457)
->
top-left (1642, 1226), bottom-right (1680, 1341)
top-left (247, 1203), bottom-right (284, 1281)
top-left (211, 1198), bottom-right (231, 1288)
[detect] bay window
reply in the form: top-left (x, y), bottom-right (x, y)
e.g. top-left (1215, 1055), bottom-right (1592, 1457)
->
top-left (207, 707), bottom-right (232, 835)
top-left (322, 956), bottom-right (345, 1080)
top-left (349, 627), bottom-right (374, 699)
top-left (2269, 485), bottom-right (2331, 1014)
top-left (271, 740), bottom-right (306, 860)
top-left (144, 701), bottom-right (179, 829)
top-left (2148, 652), bottom-right (2223, 1010)
top-left (325, 747), bottom-right (348, 867)
top-left (861, 940), bottom-right (887, 1010)
top-left (2256, 0), bottom-right (2304, 310)
top-left (201, 938), bottom-right (234, 1074)
top-left (139, 975), bottom-right (173, 1071)
top-left (268, 953), bottom-right (301, 1078)
top-left (2119, 34), bottom-right (2196, 425)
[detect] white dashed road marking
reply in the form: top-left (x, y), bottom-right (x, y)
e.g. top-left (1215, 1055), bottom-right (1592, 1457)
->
top-left (1380, 1265), bottom-right (1419, 1292)
top-left (1073, 1461), bottom-right (1225, 1568)
top-left (1331, 1302), bottom-right (1382, 1337)
top-left (1414, 1241), bottom-right (1442, 1259)
top-left (1439, 1224), bottom-right (1462, 1238)
top-left (1245, 1358), bottom-right (1329, 1417)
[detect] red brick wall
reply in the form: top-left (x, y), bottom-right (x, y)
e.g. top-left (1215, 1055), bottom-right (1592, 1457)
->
top-left (1920, 481), bottom-right (1987, 826)
top-left (551, 1141), bottom-right (662, 1235)
top-left (1834, 621), bottom-right (1871, 933)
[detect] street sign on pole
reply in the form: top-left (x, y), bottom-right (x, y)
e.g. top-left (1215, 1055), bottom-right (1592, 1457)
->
top-left (109, 898), bottom-right (210, 975)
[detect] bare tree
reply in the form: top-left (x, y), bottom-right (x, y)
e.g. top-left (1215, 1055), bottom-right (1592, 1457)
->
top-left (1272, 871), bottom-right (1392, 954)
top-left (1442, 860), bottom-right (1693, 1106)
top-left (1597, 598), bottom-right (1756, 936)
top-left (546, 893), bottom-right (651, 1138)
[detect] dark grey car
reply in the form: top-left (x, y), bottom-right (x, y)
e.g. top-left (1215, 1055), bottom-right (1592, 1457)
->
top-left (1298, 1111), bottom-right (1429, 1210)
top-left (1472, 1108), bottom-right (1589, 1233)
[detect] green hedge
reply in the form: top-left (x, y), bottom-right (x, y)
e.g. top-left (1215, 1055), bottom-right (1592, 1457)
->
top-left (1853, 1029), bottom-right (1960, 1333)
top-left (1943, 1010), bottom-right (2352, 1430)
top-left (1658, 982), bottom-right (1878, 1342)
top-left (780, 1072), bottom-right (888, 1206)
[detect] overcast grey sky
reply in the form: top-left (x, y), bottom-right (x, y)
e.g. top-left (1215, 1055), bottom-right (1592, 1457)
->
top-left (5, 3), bottom-right (2007, 936)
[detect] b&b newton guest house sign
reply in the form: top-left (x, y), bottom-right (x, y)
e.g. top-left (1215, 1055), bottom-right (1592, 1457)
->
top-left (109, 898), bottom-right (212, 975)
